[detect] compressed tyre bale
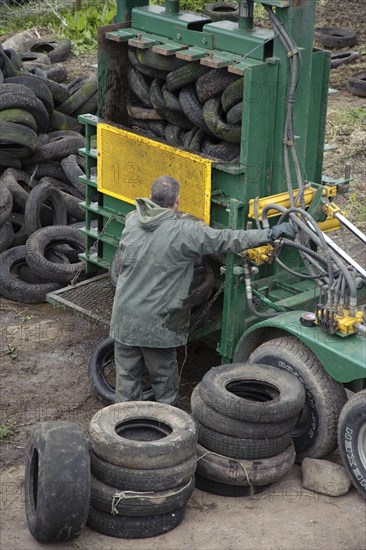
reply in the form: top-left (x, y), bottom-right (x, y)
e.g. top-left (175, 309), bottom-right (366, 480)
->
top-left (179, 86), bottom-right (212, 134)
top-left (221, 77), bottom-right (244, 112)
top-left (150, 79), bottom-right (193, 129)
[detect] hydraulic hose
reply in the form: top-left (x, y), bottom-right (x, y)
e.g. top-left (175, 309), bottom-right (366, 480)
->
top-left (243, 259), bottom-right (279, 318)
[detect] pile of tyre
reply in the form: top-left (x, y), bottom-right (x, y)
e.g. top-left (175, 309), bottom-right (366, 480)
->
top-left (0, 39), bottom-right (98, 304)
top-left (25, 403), bottom-right (198, 543)
top-left (314, 26), bottom-right (365, 97)
top-left (126, 46), bottom-right (243, 161)
top-left (191, 362), bottom-right (306, 496)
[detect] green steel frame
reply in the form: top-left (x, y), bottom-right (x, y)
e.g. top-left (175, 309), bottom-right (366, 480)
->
top-left (76, 0), bottom-right (365, 386)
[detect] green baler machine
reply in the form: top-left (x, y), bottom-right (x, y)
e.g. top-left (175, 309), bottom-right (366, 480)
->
top-left (48, 0), bottom-right (366, 464)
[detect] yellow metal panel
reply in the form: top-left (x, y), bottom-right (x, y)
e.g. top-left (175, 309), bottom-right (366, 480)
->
top-left (97, 123), bottom-right (212, 223)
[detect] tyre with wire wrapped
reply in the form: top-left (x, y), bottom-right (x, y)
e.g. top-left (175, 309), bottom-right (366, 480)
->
top-left (87, 402), bottom-right (196, 538)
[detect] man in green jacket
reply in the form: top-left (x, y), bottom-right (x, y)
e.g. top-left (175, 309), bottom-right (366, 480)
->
top-left (110, 175), bottom-right (295, 406)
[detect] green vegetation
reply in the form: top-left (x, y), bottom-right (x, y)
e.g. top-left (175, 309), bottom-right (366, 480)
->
top-left (0, 424), bottom-right (15, 442)
top-left (0, 0), bottom-right (116, 54)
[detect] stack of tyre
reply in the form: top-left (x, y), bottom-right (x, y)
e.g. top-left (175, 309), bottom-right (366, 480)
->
top-left (87, 402), bottom-right (197, 538)
top-left (191, 363), bottom-right (306, 496)
top-left (126, 46), bottom-right (243, 162)
top-left (0, 40), bottom-right (98, 304)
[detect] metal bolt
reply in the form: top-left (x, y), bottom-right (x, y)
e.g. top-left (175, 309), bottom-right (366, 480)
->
top-left (176, 33), bottom-right (182, 40)
top-left (251, 266), bottom-right (259, 275)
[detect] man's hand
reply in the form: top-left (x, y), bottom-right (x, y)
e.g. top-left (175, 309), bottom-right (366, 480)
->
top-left (269, 222), bottom-right (296, 241)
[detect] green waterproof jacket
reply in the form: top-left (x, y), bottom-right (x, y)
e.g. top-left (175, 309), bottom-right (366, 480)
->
top-left (110, 198), bottom-right (271, 348)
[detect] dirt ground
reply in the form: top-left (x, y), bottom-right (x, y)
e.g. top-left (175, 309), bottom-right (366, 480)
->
top-left (1, 1), bottom-right (366, 549)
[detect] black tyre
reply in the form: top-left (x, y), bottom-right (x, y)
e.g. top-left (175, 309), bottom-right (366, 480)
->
top-left (191, 385), bottom-right (298, 438)
top-left (60, 154), bottom-right (86, 197)
top-left (38, 175), bottom-right (83, 199)
top-left (202, 139), bottom-right (240, 161)
top-left (314, 27), bottom-right (357, 49)
top-left (68, 75), bottom-right (91, 95)
top-left (73, 91), bottom-right (97, 117)
top-left (199, 362), bottom-right (305, 423)
top-left (0, 122), bottom-right (38, 158)
top-left (1, 168), bottom-right (30, 212)
top-left (196, 442), bottom-right (295, 486)
top-left (179, 86), bottom-right (211, 134)
top-left (88, 336), bottom-right (154, 405)
top-left (5, 75), bottom-right (54, 115)
top-left (338, 390), bottom-right (366, 500)
top-left (90, 449), bottom-right (197, 492)
top-left (136, 48), bottom-right (185, 72)
top-left (9, 212), bottom-right (28, 246)
top-left (87, 505), bottom-right (185, 539)
top-left (49, 110), bottom-right (83, 132)
top-left (226, 101), bottom-right (242, 124)
top-left (0, 90), bottom-right (49, 133)
top-left (0, 151), bottom-right (22, 170)
top-left (221, 77), bottom-right (243, 112)
top-left (89, 402), bottom-right (197, 469)
top-left (331, 51), bottom-right (359, 69)
top-left (0, 182), bottom-right (13, 224)
top-left (128, 47), bottom-right (169, 80)
top-left (45, 63), bottom-right (68, 83)
top-left (0, 45), bottom-right (16, 78)
top-left (20, 51), bottom-right (51, 69)
top-left (0, 245), bottom-right (62, 303)
top-left (150, 78), bottom-right (193, 129)
top-left (57, 77), bottom-right (97, 116)
top-left (203, 2), bottom-right (239, 22)
top-left (166, 62), bottom-right (209, 93)
top-left (348, 72), bottom-right (366, 98)
top-left (61, 191), bottom-right (85, 222)
top-left (196, 68), bottom-right (237, 103)
top-left (195, 474), bottom-right (269, 497)
top-left (203, 97), bottom-right (241, 143)
top-left (24, 182), bottom-right (67, 235)
top-left (248, 336), bottom-right (347, 461)
top-left (20, 38), bottom-right (72, 63)
top-left (23, 135), bottom-right (85, 165)
top-left (127, 65), bottom-right (152, 107)
top-left (25, 225), bottom-right (85, 283)
top-left (25, 161), bottom-right (70, 183)
top-left (25, 421), bottom-right (90, 543)
top-left (196, 420), bottom-right (292, 459)
top-left (39, 77), bottom-right (70, 106)
top-left (0, 108), bottom-right (38, 132)
top-left (0, 221), bottom-right (14, 252)
top-left (91, 475), bottom-right (194, 516)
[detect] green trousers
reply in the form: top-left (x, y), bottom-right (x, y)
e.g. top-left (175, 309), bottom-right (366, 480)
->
top-left (114, 341), bottom-right (180, 407)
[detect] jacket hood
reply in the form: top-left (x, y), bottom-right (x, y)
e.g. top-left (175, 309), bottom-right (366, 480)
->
top-left (135, 198), bottom-right (174, 231)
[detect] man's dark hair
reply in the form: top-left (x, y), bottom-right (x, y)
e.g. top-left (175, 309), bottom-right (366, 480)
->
top-left (151, 176), bottom-right (180, 208)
